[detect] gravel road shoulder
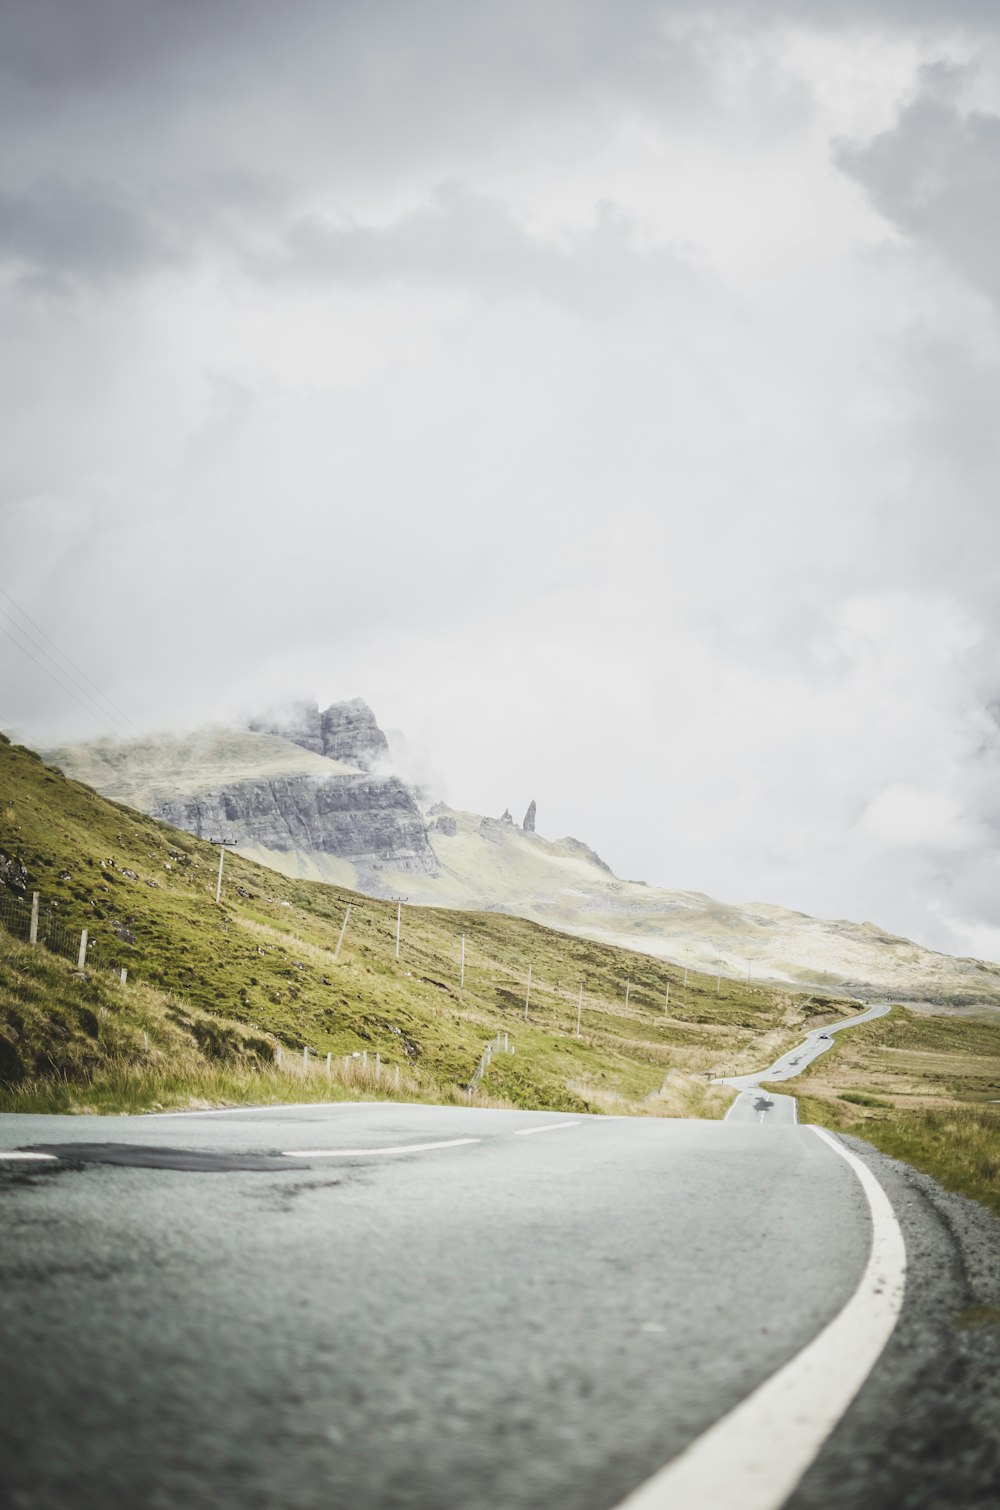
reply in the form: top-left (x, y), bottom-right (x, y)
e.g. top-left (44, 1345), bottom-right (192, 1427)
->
top-left (788, 1133), bottom-right (1000, 1510)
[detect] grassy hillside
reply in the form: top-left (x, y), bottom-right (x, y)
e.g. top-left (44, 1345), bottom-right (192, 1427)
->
top-left (0, 734), bottom-right (850, 1115)
top-left (765, 1008), bottom-right (1000, 1214)
top-left (53, 733), bottom-right (1000, 1007)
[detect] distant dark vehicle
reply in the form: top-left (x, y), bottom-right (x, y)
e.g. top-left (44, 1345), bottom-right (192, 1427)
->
top-left (818, 1033), bottom-right (831, 1040)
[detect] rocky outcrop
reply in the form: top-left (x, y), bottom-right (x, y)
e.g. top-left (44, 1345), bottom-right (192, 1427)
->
top-left (0, 850), bottom-right (27, 896)
top-left (249, 698), bottom-right (389, 771)
top-left (429, 814), bottom-right (457, 836)
top-left (500, 809), bottom-right (514, 826)
top-left (523, 800), bottom-right (536, 833)
top-left (151, 772), bottom-right (437, 875)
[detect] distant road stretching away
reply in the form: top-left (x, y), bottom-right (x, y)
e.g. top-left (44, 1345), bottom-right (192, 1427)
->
top-left (721, 999), bottom-right (892, 1127)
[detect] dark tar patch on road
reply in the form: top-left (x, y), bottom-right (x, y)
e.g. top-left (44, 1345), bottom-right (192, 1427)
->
top-left (26, 1143), bottom-right (298, 1173)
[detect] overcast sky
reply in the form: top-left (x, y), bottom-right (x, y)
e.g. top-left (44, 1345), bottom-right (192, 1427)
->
top-left (4, 1), bottom-right (1000, 959)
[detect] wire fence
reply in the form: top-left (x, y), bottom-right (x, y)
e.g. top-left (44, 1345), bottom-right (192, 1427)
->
top-left (0, 887), bottom-right (518, 1089)
top-left (469, 1032), bottom-right (515, 1087)
top-left (0, 890), bottom-right (136, 978)
top-left (0, 875), bottom-right (740, 1048)
top-left (275, 1042), bottom-right (411, 1088)
top-left (1, 855), bottom-right (781, 1100)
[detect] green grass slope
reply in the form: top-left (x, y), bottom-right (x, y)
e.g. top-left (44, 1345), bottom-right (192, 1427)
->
top-left (0, 735), bottom-right (852, 1115)
top-left (0, 934), bottom-right (434, 1114)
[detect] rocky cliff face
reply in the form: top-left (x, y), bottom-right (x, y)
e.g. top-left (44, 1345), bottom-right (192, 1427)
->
top-left (50, 709), bottom-right (437, 879)
top-left (151, 771), bottom-right (436, 875)
top-left (249, 698), bottom-right (389, 771)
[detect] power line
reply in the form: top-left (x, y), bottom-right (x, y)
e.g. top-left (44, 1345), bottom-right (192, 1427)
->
top-left (0, 585), bottom-right (141, 736)
top-left (0, 621), bottom-right (129, 740)
top-left (0, 604), bottom-right (135, 740)
top-left (0, 713), bottom-right (30, 744)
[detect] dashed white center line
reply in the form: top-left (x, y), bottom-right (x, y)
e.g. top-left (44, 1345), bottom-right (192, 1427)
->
top-left (283, 1138), bottom-right (480, 1159)
top-left (513, 1121), bottom-right (582, 1136)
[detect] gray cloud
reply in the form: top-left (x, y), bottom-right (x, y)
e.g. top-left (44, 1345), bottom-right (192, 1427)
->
top-left (836, 65), bottom-right (1000, 307)
top-left (6, 2), bottom-right (1000, 964)
top-left (0, 180), bottom-right (180, 288)
top-left (259, 184), bottom-right (702, 310)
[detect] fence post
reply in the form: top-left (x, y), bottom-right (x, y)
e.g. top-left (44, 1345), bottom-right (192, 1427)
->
top-left (276, 1043), bottom-right (283, 1066)
top-left (362, 1050), bottom-right (368, 1069)
top-left (394, 1065), bottom-right (400, 1090)
top-left (120, 967), bottom-right (128, 985)
top-left (29, 892), bottom-right (39, 946)
top-left (326, 1051), bottom-right (332, 1076)
top-left (375, 1052), bottom-right (381, 1079)
top-left (303, 1046), bottom-right (309, 1070)
top-left (77, 928), bottom-right (88, 970)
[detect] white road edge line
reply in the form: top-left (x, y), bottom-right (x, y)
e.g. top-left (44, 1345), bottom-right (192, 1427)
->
top-left (283, 1138), bottom-right (480, 1159)
top-left (512, 1121), bottom-right (582, 1136)
top-left (610, 1126), bottom-right (906, 1510)
top-left (0, 1151), bottom-right (58, 1162)
top-left (722, 1093), bottom-right (745, 1123)
top-left (142, 1101), bottom-right (373, 1119)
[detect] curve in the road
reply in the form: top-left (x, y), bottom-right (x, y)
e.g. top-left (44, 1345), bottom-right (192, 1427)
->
top-left (612, 1126), bottom-right (907, 1510)
top-left (721, 999), bottom-right (892, 1125)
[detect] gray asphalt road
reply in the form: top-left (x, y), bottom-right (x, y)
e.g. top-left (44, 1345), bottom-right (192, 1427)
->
top-left (724, 999), bottom-right (892, 1093)
top-left (723, 1087), bottom-right (799, 1125)
top-left (1, 1098), bottom-right (998, 1509)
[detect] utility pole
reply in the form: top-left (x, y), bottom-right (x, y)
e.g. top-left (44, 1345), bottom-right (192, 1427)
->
top-left (683, 967), bottom-right (688, 987)
top-left (716, 971), bottom-right (722, 995)
top-left (460, 932), bottom-right (465, 988)
top-left (334, 903), bottom-right (351, 960)
top-left (625, 976), bottom-right (631, 1010)
top-left (576, 982), bottom-right (583, 1037)
top-left (395, 898), bottom-right (401, 959)
top-left (524, 963), bottom-right (532, 1020)
top-left (210, 838), bottom-right (237, 904)
top-left (664, 983), bottom-right (670, 1016)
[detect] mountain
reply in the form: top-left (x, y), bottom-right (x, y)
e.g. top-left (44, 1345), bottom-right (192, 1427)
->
top-left (49, 710), bottom-right (436, 884)
top-left (248, 697), bottom-right (389, 768)
top-left (47, 702), bottom-right (1000, 1010)
top-left (393, 806), bottom-right (1000, 1008)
